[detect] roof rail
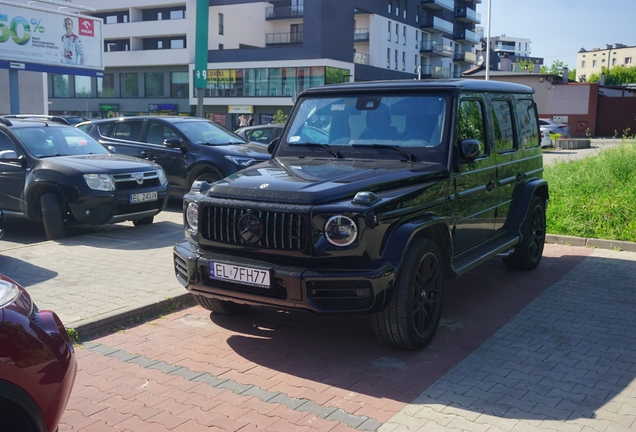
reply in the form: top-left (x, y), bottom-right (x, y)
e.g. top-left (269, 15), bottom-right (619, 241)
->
top-left (0, 117), bottom-right (13, 126)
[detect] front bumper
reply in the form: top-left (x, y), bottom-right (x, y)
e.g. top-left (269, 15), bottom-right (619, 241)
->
top-left (173, 239), bottom-right (397, 315)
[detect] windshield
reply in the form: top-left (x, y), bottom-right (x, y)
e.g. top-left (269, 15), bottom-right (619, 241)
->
top-left (14, 126), bottom-right (110, 158)
top-left (172, 120), bottom-right (245, 145)
top-left (285, 95), bottom-right (448, 149)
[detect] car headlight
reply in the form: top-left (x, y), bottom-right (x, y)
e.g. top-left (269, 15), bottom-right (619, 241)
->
top-left (157, 167), bottom-right (168, 185)
top-left (225, 155), bottom-right (259, 167)
top-left (84, 174), bottom-right (115, 191)
top-left (186, 201), bottom-right (199, 234)
top-left (0, 279), bottom-right (20, 308)
top-left (324, 215), bottom-right (358, 247)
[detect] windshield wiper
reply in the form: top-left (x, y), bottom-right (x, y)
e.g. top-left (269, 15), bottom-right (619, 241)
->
top-left (293, 142), bottom-right (344, 159)
top-left (352, 143), bottom-right (417, 162)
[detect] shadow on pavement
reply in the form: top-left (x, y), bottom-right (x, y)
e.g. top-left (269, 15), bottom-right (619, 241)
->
top-left (0, 255), bottom-right (58, 288)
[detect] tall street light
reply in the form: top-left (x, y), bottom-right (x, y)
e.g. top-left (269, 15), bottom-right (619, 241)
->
top-left (485, 0), bottom-right (492, 80)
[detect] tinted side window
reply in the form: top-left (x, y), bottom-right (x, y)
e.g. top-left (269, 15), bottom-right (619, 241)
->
top-left (516, 99), bottom-right (540, 148)
top-left (0, 131), bottom-right (16, 152)
top-left (146, 121), bottom-right (178, 144)
top-left (491, 99), bottom-right (515, 152)
top-left (112, 120), bottom-right (143, 141)
top-left (457, 99), bottom-right (487, 156)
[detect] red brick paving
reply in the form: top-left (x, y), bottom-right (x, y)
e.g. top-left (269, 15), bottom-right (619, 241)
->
top-left (60, 244), bottom-right (592, 430)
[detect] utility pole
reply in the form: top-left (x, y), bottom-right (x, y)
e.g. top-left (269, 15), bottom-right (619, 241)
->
top-left (485, 0), bottom-right (492, 80)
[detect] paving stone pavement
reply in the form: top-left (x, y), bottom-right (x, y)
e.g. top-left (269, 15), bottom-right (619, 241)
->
top-left (2, 204), bottom-right (636, 431)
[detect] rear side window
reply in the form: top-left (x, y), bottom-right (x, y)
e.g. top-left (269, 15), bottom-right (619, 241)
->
top-left (0, 131), bottom-right (16, 152)
top-left (491, 99), bottom-right (516, 152)
top-left (516, 99), bottom-right (539, 148)
top-left (110, 120), bottom-right (143, 141)
top-left (457, 99), bottom-right (487, 157)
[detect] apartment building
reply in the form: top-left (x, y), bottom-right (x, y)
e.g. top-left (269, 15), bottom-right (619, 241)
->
top-left (488, 34), bottom-right (532, 58)
top-left (45, 0), bottom-right (481, 126)
top-left (577, 44), bottom-right (636, 82)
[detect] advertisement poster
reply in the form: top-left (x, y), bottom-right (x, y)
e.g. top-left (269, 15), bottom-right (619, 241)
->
top-left (0, 2), bottom-right (103, 70)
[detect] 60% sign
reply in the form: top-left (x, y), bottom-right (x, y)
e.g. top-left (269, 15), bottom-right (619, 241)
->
top-left (0, 14), bottom-right (45, 45)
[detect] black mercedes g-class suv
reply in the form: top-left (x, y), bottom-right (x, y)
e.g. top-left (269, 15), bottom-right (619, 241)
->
top-left (0, 118), bottom-right (169, 240)
top-left (173, 79), bottom-right (548, 350)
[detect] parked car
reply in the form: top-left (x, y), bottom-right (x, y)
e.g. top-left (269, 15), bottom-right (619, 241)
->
top-left (0, 117), bottom-right (170, 240)
top-left (0, 271), bottom-right (77, 432)
top-left (79, 116), bottom-right (271, 197)
top-left (2, 114), bottom-right (88, 126)
top-left (539, 118), bottom-right (569, 138)
top-left (540, 127), bottom-right (552, 148)
top-left (174, 79), bottom-right (548, 350)
top-left (235, 124), bottom-right (284, 145)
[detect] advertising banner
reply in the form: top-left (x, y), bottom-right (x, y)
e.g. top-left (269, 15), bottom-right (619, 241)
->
top-left (0, 2), bottom-right (103, 71)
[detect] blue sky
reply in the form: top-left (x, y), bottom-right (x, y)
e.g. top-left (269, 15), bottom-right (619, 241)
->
top-left (476, 0), bottom-right (635, 71)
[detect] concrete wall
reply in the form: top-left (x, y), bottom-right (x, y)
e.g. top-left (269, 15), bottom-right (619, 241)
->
top-left (0, 70), bottom-right (47, 115)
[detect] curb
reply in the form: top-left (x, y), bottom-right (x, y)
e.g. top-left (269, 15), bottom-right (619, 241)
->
top-left (72, 293), bottom-right (195, 341)
top-left (546, 234), bottom-right (636, 252)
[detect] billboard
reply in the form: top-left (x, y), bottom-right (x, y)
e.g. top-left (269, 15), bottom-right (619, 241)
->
top-left (0, 1), bottom-right (103, 75)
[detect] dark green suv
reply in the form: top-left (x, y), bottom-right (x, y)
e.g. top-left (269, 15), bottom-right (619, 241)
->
top-left (173, 79), bottom-right (548, 350)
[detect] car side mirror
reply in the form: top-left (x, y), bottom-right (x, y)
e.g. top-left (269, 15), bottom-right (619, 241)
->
top-left (267, 137), bottom-right (279, 155)
top-left (458, 139), bottom-right (482, 163)
top-left (107, 145), bottom-right (117, 153)
top-left (0, 149), bottom-right (18, 160)
top-left (164, 138), bottom-right (185, 149)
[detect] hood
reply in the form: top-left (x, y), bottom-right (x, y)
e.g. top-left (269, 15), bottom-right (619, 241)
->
top-left (36, 154), bottom-right (161, 174)
top-left (206, 157), bottom-right (448, 205)
top-left (202, 142), bottom-right (270, 160)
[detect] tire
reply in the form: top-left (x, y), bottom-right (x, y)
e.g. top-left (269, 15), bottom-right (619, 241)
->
top-left (371, 238), bottom-right (444, 350)
top-left (193, 293), bottom-right (250, 315)
top-left (133, 216), bottom-right (154, 227)
top-left (503, 196), bottom-right (546, 270)
top-left (0, 399), bottom-right (37, 432)
top-left (40, 192), bottom-right (66, 240)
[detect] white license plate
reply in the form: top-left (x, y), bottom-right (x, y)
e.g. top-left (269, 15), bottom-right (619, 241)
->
top-left (130, 191), bottom-right (158, 203)
top-left (210, 262), bottom-right (271, 288)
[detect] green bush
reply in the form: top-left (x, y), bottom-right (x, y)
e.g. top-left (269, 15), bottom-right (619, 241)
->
top-left (544, 141), bottom-right (636, 242)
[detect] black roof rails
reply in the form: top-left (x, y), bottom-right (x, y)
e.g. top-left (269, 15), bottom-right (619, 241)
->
top-left (0, 117), bottom-right (13, 126)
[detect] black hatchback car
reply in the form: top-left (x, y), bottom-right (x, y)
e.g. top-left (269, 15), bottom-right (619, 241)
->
top-left (79, 116), bottom-right (271, 197)
top-left (0, 117), bottom-right (169, 240)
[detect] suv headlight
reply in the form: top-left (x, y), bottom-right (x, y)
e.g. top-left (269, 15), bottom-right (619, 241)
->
top-left (324, 215), bottom-right (358, 247)
top-left (186, 201), bottom-right (199, 234)
top-left (157, 167), bottom-right (168, 185)
top-left (225, 155), bottom-right (259, 167)
top-left (84, 174), bottom-right (115, 191)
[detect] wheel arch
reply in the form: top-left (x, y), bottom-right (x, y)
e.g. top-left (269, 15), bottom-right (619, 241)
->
top-left (0, 380), bottom-right (47, 432)
top-left (186, 163), bottom-right (224, 189)
top-left (506, 178), bottom-right (549, 232)
top-left (26, 183), bottom-right (67, 221)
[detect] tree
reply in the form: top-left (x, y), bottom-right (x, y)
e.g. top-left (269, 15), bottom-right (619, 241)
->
top-left (515, 58), bottom-right (534, 72)
top-left (272, 110), bottom-right (288, 124)
top-left (588, 65), bottom-right (636, 86)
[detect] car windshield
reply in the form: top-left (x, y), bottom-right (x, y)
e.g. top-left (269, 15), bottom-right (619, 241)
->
top-left (14, 126), bottom-right (110, 158)
top-left (284, 94), bottom-right (448, 149)
top-left (173, 120), bottom-right (245, 145)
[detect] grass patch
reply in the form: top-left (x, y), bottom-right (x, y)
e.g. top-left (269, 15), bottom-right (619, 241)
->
top-left (544, 140), bottom-right (636, 242)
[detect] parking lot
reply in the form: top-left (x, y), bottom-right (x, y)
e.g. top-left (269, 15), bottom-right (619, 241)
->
top-left (1, 192), bottom-right (635, 431)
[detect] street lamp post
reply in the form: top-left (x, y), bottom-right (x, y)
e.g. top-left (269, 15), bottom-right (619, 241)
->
top-left (485, 0), bottom-right (492, 80)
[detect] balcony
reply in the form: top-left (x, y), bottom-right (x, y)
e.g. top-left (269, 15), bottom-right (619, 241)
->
top-left (266, 32), bottom-right (303, 46)
top-left (266, 6), bottom-right (303, 20)
top-left (422, 0), bottom-right (454, 13)
top-left (455, 7), bottom-right (481, 24)
top-left (420, 65), bottom-right (451, 79)
top-left (453, 50), bottom-right (477, 63)
top-left (353, 52), bottom-right (370, 65)
top-left (354, 28), bottom-right (369, 42)
top-left (420, 16), bottom-right (454, 36)
top-left (453, 28), bottom-right (480, 44)
top-left (420, 41), bottom-right (453, 57)
top-left (494, 42), bottom-right (516, 52)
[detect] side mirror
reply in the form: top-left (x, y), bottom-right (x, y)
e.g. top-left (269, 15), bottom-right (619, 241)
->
top-left (0, 149), bottom-right (18, 160)
top-left (107, 145), bottom-right (117, 153)
top-left (164, 138), bottom-right (185, 149)
top-left (458, 139), bottom-right (482, 163)
top-left (267, 137), bottom-right (279, 155)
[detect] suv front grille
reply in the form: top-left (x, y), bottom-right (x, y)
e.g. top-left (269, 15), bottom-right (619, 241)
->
top-left (201, 206), bottom-right (307, 251)
top-left (114, 171), bottom-right (161, 190)
top-left (307, 280), bottom-right (374, 311)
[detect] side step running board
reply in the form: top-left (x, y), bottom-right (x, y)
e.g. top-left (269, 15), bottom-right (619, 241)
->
top-left (452, 234), bottom-right (520, 277)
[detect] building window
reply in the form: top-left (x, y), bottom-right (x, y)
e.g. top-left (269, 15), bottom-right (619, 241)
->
top-left (592, 60), bottom-right (596, 67)
top-left (94, 11), bottom-right (129, 24)
top-left (171, 72), bottom-right (189, 98)
top-left (388, 1), bottom-right (391, 13)
top-left (626, 57), bottom-right (632, 64)
top-left (219, 44), bottom-right (224, 50)
top-left (395, 2), bottom-right (399, 16)
top-left (394, 49), bottom-right (398, 69)
top-left (404, 0), bottom-right (407, 19)
top-left (403, 26), bottom-right (406, 45)
top-left (97, 73), bottom-right (115, 97)
top-left (170, 39), bottom-right (185, 49)
top-left (395, 23), bottom-right (398, 43)
top-left (145, 72), bottom-right (164, 97)
top-left (218, 13), bottom-right (224, 35)
top-left (120, 73), bottom-right (139, 98)
top-left (142, 7), bottom-right (186, 21)
top-left (104, 39), bottom-right (129, 52)
top-left (74, 76), bottom-right (92, 98)
top-left (388, 21), bottom-right (391, 41)
top-left (612, 58), bottom-right (617, 66)
top-left (402, 52), bottom-right (405, 71)
top-left (581, 61), bottom-right (586, 68)
top-left (387, 48), bottom-right (391, 67)
top-left (52, 75), bottom-right (70, 98)
top-left (416, 6), bottom-right (419, 23)
top-left (414, 54), bottom-right (418, 73)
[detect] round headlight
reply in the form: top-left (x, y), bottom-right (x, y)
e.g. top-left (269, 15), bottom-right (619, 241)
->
top-left (186, 202), bottom-right (199, 233)
top-left (324, 215), bottom-right (357, 247)
top-left (0, 279), bottom-right (20, 308)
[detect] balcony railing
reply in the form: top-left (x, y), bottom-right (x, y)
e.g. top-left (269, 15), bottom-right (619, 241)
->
top-left (453, 50), bottom-right (477, 63)
top-left (422, 0), bottom-right (454, 12)
top-left (420, 65), bottom-right (451, 79)
top-left (420, 15), bottom-right (454, 35)
top-left (494, 42), bottom-right (517, 51)
top-left (455, 7), bottom-right (481, 23)
top-left (453, 28), bottom-right (480, 44)
top-left (266, 6), bottom-right (303, 19)
top-left (354, 52), bottom-right (370, 65)
top-left (354, 28), bottom-right (370, 42)
top-left (420, 40), bottom-right (453, 57)
top-left (266, 32), bottom-right (303, 45)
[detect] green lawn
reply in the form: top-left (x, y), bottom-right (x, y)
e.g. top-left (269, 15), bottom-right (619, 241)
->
top-left (543, 140), bottom-right (636, 242)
